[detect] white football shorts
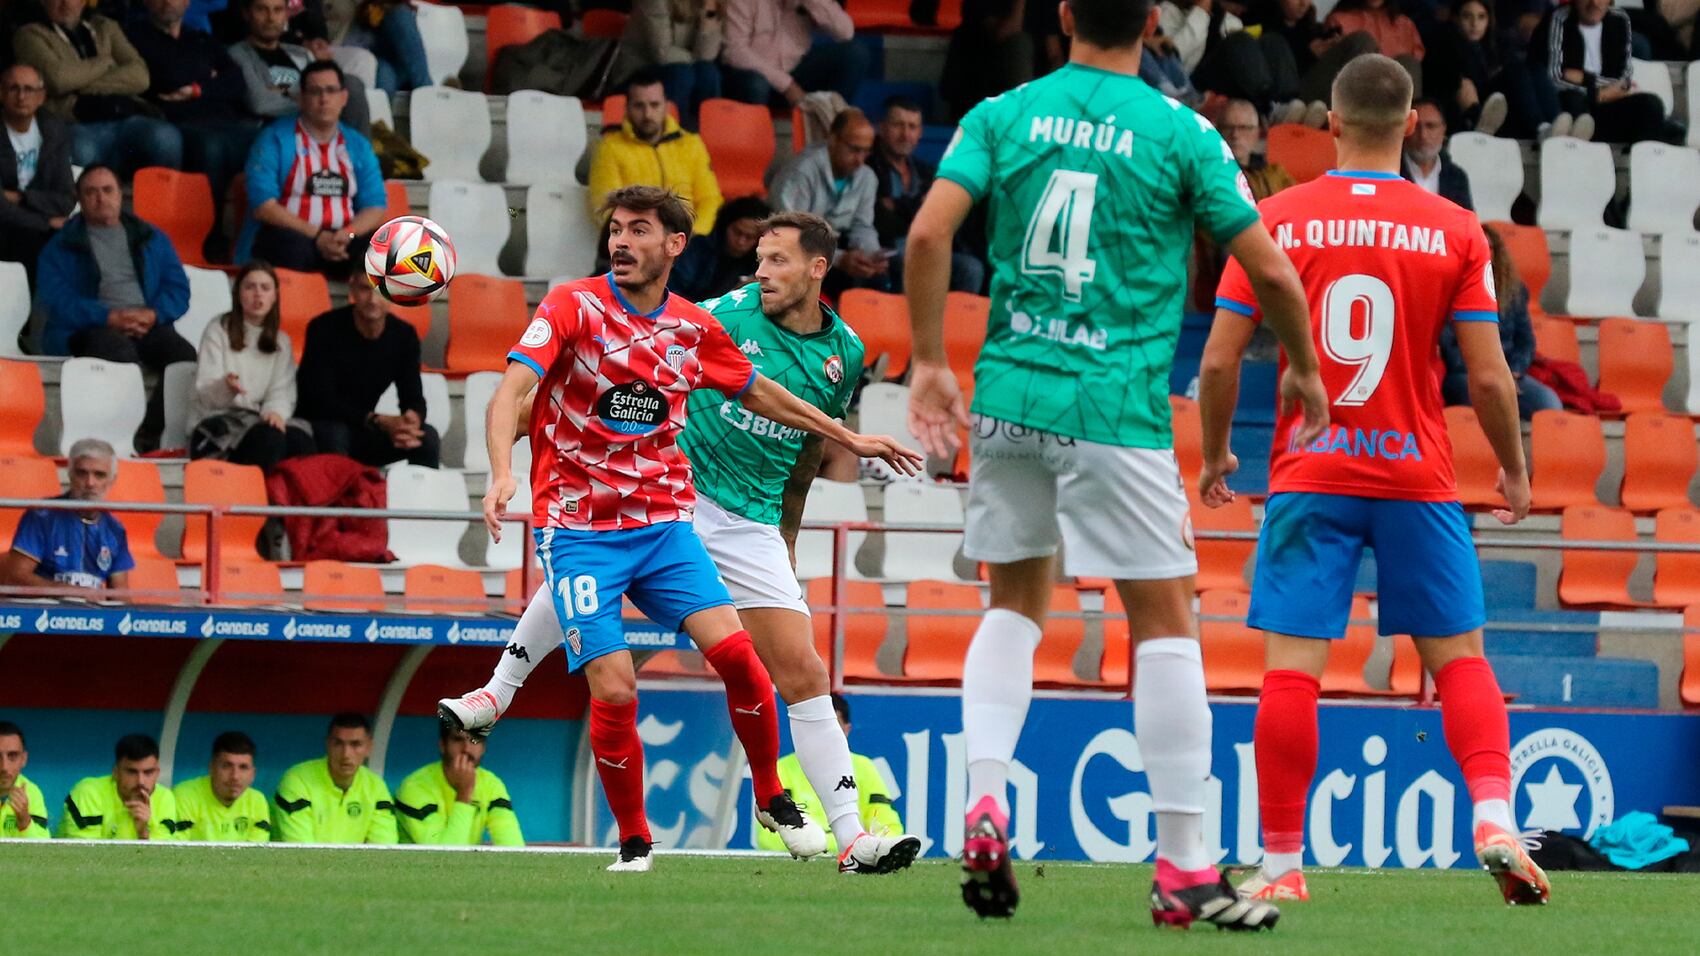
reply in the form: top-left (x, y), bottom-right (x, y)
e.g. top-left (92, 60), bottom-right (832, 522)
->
top-left (692, 494), bottom-right (811, 615)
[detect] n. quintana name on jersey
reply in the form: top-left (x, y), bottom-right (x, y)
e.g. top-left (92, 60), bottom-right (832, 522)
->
top-left (1277, 218), bottom-right (1450, 256)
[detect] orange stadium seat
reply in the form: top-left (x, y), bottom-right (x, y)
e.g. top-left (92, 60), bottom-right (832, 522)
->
top-left (1530, 316), bottom-right (1580, 364)
top-left (109, 459), bottom-right (169, 563)
top-left (405, 564), bottom-right (489, 614)
top-left (216, 558), bottom-right (285, 606)
top-left (1683, 605), bottom-right (1700, 706)
top-left (1621, 413), bottom-right (1697, 513)
top-left (1530, 410), bottom-right (1605, 511)
top-left (837, 289), bottom-right (910, 375)
top-left (1100, 587), bottom-right (1132, 689)
top-left (1199, 589), bottom-right (1263, 693)
top-left (1266, 125), bottom-right (1333, 183)
top-left (699, 98), bottom-right (776, 200)
top-left (0, 455), bottom-right (62, 553)
top-left (125, 557), bottom-right (183, 601)
top-left (1034, 585), bottom-right (1086, 687)
top-left (276, 268), bottom-right (332, 362)
top-left (899, 580), bottom-right (981, 682)
top-left (385, 179), bottom-right (411, 220)
top-left (791, 107), bottom-right (806, 154)
top-left (182, 460), bottom-right (268, 563)
top-left (580, 8), bottom-right (628, 36)
top-left (943, 292), bottom-right (989, 398)
top-left (1171, 396), bottom-right (1203, 488)
top-left (133, 167), bottom-right (215, 267)
top-left (1322, 595), bottom-right (1381, 695)
top-left (483, 5), bottom-right (563, 88)
top-left (1597, 318), bottom-right (1672, 414)
top-left (445, 275), bottom-right (530, 373)
top-left (1654, 508), bottom-right (1700, 609)
top-left (0, 360), bottom-right (45, 457)
top-left (1191, 493), bottom-right (1256, 592)
top-left (1445, 407), bottom-right (1503, 509)
top-left (304, 560), bottom-right (387, 612)
top-left (808, 578), bottom-right (889, 682)
top-left (1489, 222), bottom-right (1552, 316)
top-left (1558, 505), bottom-right (1650, 608)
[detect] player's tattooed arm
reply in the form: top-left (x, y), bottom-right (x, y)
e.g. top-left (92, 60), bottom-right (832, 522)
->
top-left (779, 435), bottom-right (826, 563)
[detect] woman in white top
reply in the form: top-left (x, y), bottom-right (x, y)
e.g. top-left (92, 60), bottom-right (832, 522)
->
top-left (191, 261), bottom-right (317, 470)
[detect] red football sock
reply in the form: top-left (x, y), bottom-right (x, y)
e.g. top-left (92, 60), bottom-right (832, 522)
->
top-left (702, 630), bottom-right (783, 804)
top-left (1433, 656), bottom-right (1512, 803)
top-left (1255, 669), bottom-right (1321, 855)
top-left (589, 698), bottom-right (650, 843)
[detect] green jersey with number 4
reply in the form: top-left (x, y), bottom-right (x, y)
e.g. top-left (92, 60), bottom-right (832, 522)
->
top-left (680, 284), bottom-right (864, 526)
top-left (936, 62), bottom-right (1260, 447)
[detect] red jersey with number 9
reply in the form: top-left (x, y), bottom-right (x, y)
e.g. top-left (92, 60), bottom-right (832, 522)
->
top-left (507, 273), bottom-right (756, 530)
top-left (1214, 171), bottom-right (1499, 502)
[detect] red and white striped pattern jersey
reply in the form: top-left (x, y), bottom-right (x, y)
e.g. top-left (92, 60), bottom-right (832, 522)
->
top-left (508, 273), bottom-right (757, 531)
top-left (279, 121), bottom-right (358, 231)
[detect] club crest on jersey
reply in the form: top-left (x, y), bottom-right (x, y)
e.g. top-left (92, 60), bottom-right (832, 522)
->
top-left (1236, 171), bottom-right (1255, 206)
top-left (665, 344), bottom-right (688, 370)
top-left (96, 546), bottom-right (112, 571)
top-left (566, 627), bottom-right (582, 655)
top-left (595, 381), bottom-right (668, 435)
top-left (824, 355), bottom-right (844, 384)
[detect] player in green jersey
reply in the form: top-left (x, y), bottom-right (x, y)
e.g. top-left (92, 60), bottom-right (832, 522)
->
top-left (174, 731), bottom-right (273, 842)
top-left (904, 0), bottom-right (1329, 927)
top-left (59, 734), bottom-right (187, 840)
top-left (395, 725), bottom-right (524, 846)
top-left (273, 713), bottom-right (399, 844)
top-left (440, 212), bottom-right (922, 874)
top-left (0, 721), bottom-right (48, 838)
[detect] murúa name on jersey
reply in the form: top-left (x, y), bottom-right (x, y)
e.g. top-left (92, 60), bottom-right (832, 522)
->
top-left (1290, 425), bottom-right (1424, 461)
top-left (1278, 219), bottom-right (1450, 256)
top-left (1027, 115), bottom-right (1136, 158)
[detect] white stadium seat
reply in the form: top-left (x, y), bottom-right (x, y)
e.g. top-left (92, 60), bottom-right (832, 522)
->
top-left (160, 361), bottom-right (196, 451)
top-left (410, 86), bottom-right (492, 182)
top-left (881, 482), bottom-right (966, 582)
top-left (1689, 61), bottom-right (1700, 148)
top-left (1627, 142), bottom-right (1700, 235)
top-left (375, 371), bottom-right (453, 438)
top-left (427, 179), bottom-right (509, 276)
top-left (60, 358), bottom-right (145, 457)
top-left (524, 183), bottom-right (597, 279)
top-left (460, 370), bottom-right (504, 473)
top-left (1539, 137), bottom-right (1615, 231)
top-left (506, 91), bottom-right (588, 185)
top-left (797, 478), bottom-right (870, 581)
top-left (484, 439), bottom-right (532, 569)
top-left (385, 464), bottom-right (471, 566)
top-left (1631, 59), bottom-right (1676, 118)
top-left (1661, 232), bottom-right (1700, 322)
top-left (1565, 227), bottom-right (1646, 318)
top-left (1448, 132), bottom-right (1523, 223)
top-left (0, 262), bottom-right (29, 357)
top-left (366, 87), bottom-right (393, 129)
top-left (857, 382), bottom-right (952, 476)
top-left (414, 2), bottom-right (469, 87)
top-left (177, 265), bottom-right (233, 352)
top-left (331, 46), bottom-right (379, 91)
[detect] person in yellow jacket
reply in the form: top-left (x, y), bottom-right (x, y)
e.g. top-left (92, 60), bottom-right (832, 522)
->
top-left (588, 69), bottom-right (723, 237)
top-left (273, 713), bottom-right (398, 844)
top-left (395, 725), bottom-right (523, 846)
top-left (756, 695), bottom-right (902, 855)
top-left (174, 731), bottom-right (273, 842)
top-left (58, 734), bottom-right (185, 840)
top-left (1, 721), bottom-right (48, 839)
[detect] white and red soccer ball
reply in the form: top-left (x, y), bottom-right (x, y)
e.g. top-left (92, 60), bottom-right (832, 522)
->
top-left (364, 215), bottom-right (456, 306)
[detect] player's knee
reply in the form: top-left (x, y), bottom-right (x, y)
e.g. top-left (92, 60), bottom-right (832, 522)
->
top-left (584, 655), bottom-right (639, 706)
top-left (772, 650), bottom-right (830, 703)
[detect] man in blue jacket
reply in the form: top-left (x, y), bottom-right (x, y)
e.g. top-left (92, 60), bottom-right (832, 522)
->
top-left (35, 165), bottom-right (193, 450)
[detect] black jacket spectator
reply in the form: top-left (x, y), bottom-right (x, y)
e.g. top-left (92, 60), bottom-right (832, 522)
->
top-left (295, 303), bottom-right (439, 468)
top-left (0, 100), bottom-right (75, 281)
top-left (1536, 3), bottom-right (1632, 94)
top-left (1402, 152), bottom-right (1474, 209)
top-left (124, 19), bottom-right (250, 124)
top-left (867, 147), bottom-right (932, 249)
top-left (1532, 2), bottom-right (1675, 142)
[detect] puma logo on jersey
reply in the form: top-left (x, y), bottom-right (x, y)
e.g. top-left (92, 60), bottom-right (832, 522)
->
top-left (734, 703), bottom-right (765, 717)
top-left (740, 339), bottom-right (764, 357)
top-left (598, 757), bottom-right (629, 770)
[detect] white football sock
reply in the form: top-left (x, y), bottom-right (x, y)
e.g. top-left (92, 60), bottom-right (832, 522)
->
top-left (961, 608), bottom-right (1042, 817)
top-left (1474, 798), bottom-right (1516, 834)
top-left (787, 694), bottom-right (864, 849)
top-left (1136, 637), bottom-right (1214, 873)
top-left (482, 587), bottom-right (563, 713)
top-left (1263, 851), bottom-right (1304, 878)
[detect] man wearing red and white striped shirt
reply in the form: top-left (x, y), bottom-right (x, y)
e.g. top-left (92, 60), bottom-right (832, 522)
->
top-left (236, 60), bottom-right (387, 270)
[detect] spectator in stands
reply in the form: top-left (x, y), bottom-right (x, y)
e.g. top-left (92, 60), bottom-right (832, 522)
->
top-left (1532, 0), bottom-right (1680, 144)
top-left (228, 0), bottom-right (371, 134)
top-left (940, 0), bottom-right (1035, 120)
top-left (720, 0), bottom-right (866, 107)
top-left (1440, 225), bottom-right (1560, 417)
top-left (618, 0), bottom-right (723, 128)
top-left (1249, 0), bottom-right (1379, 109)
top-left (868, 95), bottom-right (983, 293)
top-left (1425, 0), bottom-right (1555, 136)
top-left (0, 721), bottom-right (47, 839)
top-left (237, 61), bottom-right (386, 270)
top-left (771, 108), bottom-right (886, 294)
top-left (15, 0), bottom-right (185, 175)
top-left (394, 726), bottom-right (524, 846)
top-left (289, 0), bottom-right (432, 95)
top-left (588, 69), bottom-right (722, 238)
top-left (59, 733), bottom-right (185, 839)
top-left (273, 713), bottom-right (398, 844)
top-left (35, 166), bottom-right (194, 448)
top-left (191, 260), bottom-right (316, 469)
top-left (672, 194), bottom-right (769, 301)
top-left (2, 437), bottom-right (135, 593)
top-left (173, 731), bottom-right (273, 842)
top-left (1140, 26), bottom-right (1204, 105)
top-left (1162, 0), bottom-right (1300, 109)
top-left (1219, 98), bottom-right (1297, 200)
top-left (1326, 0), bottom-right (1425, 91)
top-left (1402, 99), bottom-right (1474, 208)
top-left (0, 64), bottom-right (73, 284)
top-left (296, 259), bottom-right (439, 468)
top-left (755, 694), bottom-right (900, 855)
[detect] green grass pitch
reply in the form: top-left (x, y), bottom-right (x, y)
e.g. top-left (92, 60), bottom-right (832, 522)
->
top-left (13, 844), bottom-right (1698, 954)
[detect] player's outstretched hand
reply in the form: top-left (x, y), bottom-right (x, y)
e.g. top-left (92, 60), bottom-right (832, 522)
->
top-left (1279, 365), bottom-right (1331, 449)
top-left (1493, 468), bottom-right (1531, 525)
top-left (483, 476), bottom-right (517, 542)
top-left (1198, 453), bottom-right (1239, 508)
top-left (907, 361), bottom-right (969, 459)
top-left (848, 433), bottom-right (925, 476)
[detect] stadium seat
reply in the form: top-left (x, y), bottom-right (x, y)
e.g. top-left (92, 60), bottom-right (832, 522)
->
top-left (132, 167), bottom-right (215, 266)
top-left (459, 371), bottom-right (504, 473)
top-left (1447, 132), bottom-right (1523, 223)
top-left (216, 558), bottom-right (285, 606)
top-left (1034, 585), bottom-right (1087, 687)
top-left (366, 86), bottom-right (393, 129)
top-left (836, 289), bottom-right (910, 374)
top-left (857, 384), bottom-right (929, 470)
top-left (899, 580), bottom-right (982, 682)
top-left (881, 481), bottom-right (965, 581)
top-left (0, 360), bottom-right (44, 457)
top-left (1191, 493), bottom-right (1255, 592)
top-left (303, 560), bottom-right (386, 612)
top-left (414, 1), bottom-right (469, 86)
top-left (0, 455), bottom-right (62, 555)
top-left (160, 361), bottom-right (195, 451)
top-left (330, 45), bottom-right (377, 90)
top-left (1198, 589), bottom-right (1263, 693)
top-left (807, 578), bottom-right (888, 681)
top-left (1564, 228), bottom-right (1646, 319)
top-left (796, 478), bottom-right (870, 581)
top-left (1321, 595), bottom-right (1381, 696)
top-left (182, 460), bottom-right (268, 563)
top-left (1627, 142), bottom-right (1700, 235)
top-left (580, 8), bottom-right (628, 36)
top-left (1488, 222), bottom-right (1552, 316)
top-left (1684, 604), bottom-right (1700, 706)
top-left (1538, 138), bottom-right (1615, 231)
top-left (698, 98), bottom-right (777, 200)
top-left (1530, 315), bottom-right (1580, 363)
top-left (1388, 634), bottom-right (1422, 696)
top-left (126, 557), bottom-right (182, 600)
top-left (506, 91), bottom-right (587, 184)
top-left (386, 464), bottom-right (471, 566)
top-left (1659, 231), bottom-right (1700, 322)
top-left (1690, 61), bottom-right (1700, 150)
top-left (1099, 588), bottom-right (1131, 688)
top-left (1531, 410), bottom-right (1605, 511)
top-left (0, 262), bottom-right (28, 358)
top-left (108, 459), bottom-right (168, 562)
top-left (1266, 124), bottom-right (1333, 183)
top-left (523, 183), bottom-right (598, 278)
top-left (1171, 396), bottom-right (1202, 486)
top-left (1558, 505), bottom-right (1649, 608)
top-left (1621, 414), bottom-right (1697, 513)
top-left (1631, 58), bottom-right (1677, 117)
top-left (384, 179), bottom-right (410, 220)
top-left (411, 88), bottom-right (492, 182)
top-left (483, 5), bottom-right (563, 88)
top-left (177, 265), bottom-right (233, 352)
top-left (275, 268), bottom-right (331, 362)
top-left (1445, 406), bottom-right (1504, 509)
top-left (1596, 318), bottom-right (1670, 413)
top-left (375, 371), bottom-right (453, 438)
top-left (445, 275), bottom-right (529, 372)
top-left (428, 180), bottom-right (509, 277)
top-left (59, 358), bottom-right (145, 458)
top-left (1654, 508), bottom-right (1700, 608)
top-left (484, 439), bottom-right (534, 570)
top-left (943, 292), bottom-right (989, 397)
top-left (405, 564), bottom-right (489, 613)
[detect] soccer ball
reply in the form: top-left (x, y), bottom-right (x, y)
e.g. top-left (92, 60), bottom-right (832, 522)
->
top-left (364, 215), bottom-right (456, 306)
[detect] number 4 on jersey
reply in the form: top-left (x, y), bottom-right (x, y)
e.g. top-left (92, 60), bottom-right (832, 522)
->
top-left (1022, 169), bottom-right (1099, 301)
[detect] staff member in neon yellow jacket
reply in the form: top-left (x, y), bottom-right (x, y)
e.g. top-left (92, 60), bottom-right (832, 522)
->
top-left (395, 725), bottom-right (523, 846)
